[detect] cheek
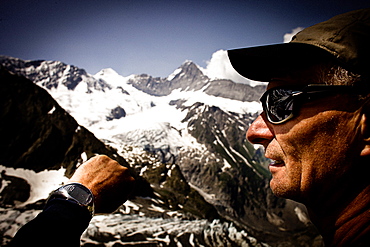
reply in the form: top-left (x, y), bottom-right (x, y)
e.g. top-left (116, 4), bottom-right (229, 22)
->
top-left (278, 111), bottom-right (361, 186)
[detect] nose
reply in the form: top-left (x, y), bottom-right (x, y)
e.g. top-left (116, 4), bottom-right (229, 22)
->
top-left (246, 114), bottom-right (274, 146)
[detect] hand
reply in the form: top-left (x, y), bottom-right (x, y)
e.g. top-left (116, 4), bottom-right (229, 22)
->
top-left (68, 155), bottom-right (135, 214)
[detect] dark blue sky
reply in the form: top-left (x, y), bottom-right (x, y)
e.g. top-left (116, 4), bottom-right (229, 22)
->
top-left (1, 0), bottom-right (369, 77)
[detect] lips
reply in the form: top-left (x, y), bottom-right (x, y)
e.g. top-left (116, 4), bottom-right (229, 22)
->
top-left (269, 160), bottom-right (284, 167)
top-left (264, 148), bottom-right (284, 168)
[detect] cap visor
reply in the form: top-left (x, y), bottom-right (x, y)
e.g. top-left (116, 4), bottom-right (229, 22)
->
top-left (228, 43), bottom-right (332, 82)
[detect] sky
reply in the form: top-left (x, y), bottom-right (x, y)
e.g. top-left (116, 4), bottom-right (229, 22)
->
top-left (1, 0), bottom-right (369, 81)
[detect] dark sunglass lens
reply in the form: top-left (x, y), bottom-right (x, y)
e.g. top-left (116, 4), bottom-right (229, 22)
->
top-left (266, 89), bottom-right (295, 123)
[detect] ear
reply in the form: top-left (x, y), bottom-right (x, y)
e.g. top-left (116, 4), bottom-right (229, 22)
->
top-left (360, 113), bottom-right (370, 157)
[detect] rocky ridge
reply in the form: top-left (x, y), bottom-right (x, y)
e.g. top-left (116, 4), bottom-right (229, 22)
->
top-left (128, 60), bottom-right (266, 102)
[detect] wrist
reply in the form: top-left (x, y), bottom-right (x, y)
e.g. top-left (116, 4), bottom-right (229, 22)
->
top-left (46, 183), bottom-right (95, 216)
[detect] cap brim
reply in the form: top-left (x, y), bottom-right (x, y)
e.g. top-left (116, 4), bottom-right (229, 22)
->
top-left (227, 43), bottom-right (333, 82)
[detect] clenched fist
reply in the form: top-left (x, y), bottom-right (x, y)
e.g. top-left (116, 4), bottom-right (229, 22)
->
top-left (69, 155), bottom-right (135, 214)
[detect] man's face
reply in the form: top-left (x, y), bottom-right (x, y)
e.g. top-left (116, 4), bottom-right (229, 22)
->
top-left (247, 76), bottom-right (364, 205)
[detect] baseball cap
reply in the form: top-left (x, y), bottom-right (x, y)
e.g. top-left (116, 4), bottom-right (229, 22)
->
top-left (227, 8), bottom-right (370, 82)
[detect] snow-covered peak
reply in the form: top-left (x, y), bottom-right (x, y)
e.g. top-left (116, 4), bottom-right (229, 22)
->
top-left (167, 60), bottom-right (206, 82)
top-left (95, 68), bottom-right (119, 77)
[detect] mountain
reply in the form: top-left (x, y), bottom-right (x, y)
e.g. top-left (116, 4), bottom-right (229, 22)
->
top-left (128, 60), bottom-right (265, 101)
top-left (0, 56), bottom-right (323, 246)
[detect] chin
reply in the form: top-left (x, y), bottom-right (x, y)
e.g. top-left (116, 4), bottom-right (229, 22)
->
top-left (270, 180), bottom-right (301, 201)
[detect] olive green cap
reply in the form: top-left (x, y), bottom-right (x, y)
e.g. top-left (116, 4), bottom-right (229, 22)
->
top-left (228, 8), bottom-right (370, 82)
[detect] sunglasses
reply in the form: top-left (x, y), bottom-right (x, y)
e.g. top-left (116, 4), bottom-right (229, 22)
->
top-left (260, 84), bottom-right (363, 124)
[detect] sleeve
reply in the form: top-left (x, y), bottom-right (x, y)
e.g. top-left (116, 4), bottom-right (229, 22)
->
top-left (9, 198), bottom-right (92, 247)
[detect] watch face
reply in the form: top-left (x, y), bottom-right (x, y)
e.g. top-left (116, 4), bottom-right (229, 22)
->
top-left (64, 184), bottom-right (93, 205)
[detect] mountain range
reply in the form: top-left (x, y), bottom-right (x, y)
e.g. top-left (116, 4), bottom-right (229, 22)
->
top-left (0, 55), bottom-right (323, 246)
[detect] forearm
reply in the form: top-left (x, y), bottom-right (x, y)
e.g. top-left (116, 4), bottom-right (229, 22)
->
top-left (9, 198), bottom-right (92, 247)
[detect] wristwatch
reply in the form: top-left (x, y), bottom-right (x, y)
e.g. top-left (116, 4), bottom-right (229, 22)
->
top-left (47, 183), bottom-right (95, 216)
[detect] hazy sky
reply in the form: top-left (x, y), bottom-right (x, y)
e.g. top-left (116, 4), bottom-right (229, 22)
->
top-left (1, 0), bottom-right (369, 78)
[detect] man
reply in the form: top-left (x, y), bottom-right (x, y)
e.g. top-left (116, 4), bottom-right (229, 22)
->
top-left (228, 8), bottom-right (370, 247)
top-left (10, 8), bottom-right (370, 247)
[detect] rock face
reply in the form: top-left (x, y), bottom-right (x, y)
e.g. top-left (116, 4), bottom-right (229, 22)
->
top-left (0, 56), bottom-right (109, 91)
top-left (0, 171), bottom-right (30, 207)
top-left (107, 106), bottom-right (126, 121)
top-left (0, 68), bottom-right (150, 196)
top-left (0, 57), bottom-right (323, 247)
